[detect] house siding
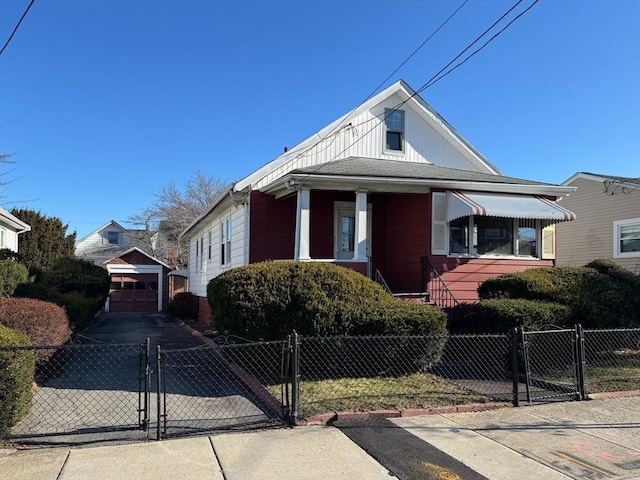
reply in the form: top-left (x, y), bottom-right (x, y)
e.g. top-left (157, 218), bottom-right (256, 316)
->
top-left (252, 94), bottom-right (491, 191)
top-left (76, 223), bottom-right (128, 257)
top-left (249, 191), bottom-right (296, 262)
top-left (556, 176), bottom-right (640, 272)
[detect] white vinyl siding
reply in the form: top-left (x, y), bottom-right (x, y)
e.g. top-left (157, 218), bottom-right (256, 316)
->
top-left (252, 94), bottom-right (494, 191)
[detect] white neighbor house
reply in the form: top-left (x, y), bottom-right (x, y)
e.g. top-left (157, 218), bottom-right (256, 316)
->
top-left (0, 207), bottom-right (31, 253)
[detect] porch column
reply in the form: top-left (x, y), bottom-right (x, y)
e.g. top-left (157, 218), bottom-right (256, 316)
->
top-left (353, 190), bottom-right (368, 261)
top-left (294, 187), bottom-right (311, 260)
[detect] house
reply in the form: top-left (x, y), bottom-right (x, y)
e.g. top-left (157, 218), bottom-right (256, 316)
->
top-left (75, 221), bottom-right (171, 312)
top-left (0, 207), bottom-right (31, 253)
top-left (181, 80), bottom-right (577, 323)
top-left (556, 173), bottom-right (640, 273)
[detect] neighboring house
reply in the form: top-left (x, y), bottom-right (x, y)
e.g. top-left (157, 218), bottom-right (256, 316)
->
top-left (0, 207), bottom-right (31, 253)
top-left (556, 173), bottom-right (640, 272)
top-left (182, 80), bottom-right (577, 323)
top-left (75, 221), bottom-right (170, 312)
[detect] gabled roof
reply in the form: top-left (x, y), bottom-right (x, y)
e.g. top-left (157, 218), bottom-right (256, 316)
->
top-left (562, 172), bottom-right (640, 189)
top-left (0, 207), bottom-right (31, 233)
top-left (234, 80), bottom-right (501, 193)
top-left (261, 157), bottom-right (574, 198)
top-left (75, 220), bottom-right (128, 245)
top-left (102, 246), bottom-right (171, 269)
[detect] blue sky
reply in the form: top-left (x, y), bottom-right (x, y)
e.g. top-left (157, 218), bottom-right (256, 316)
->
top-left (1, 0), bottom-right (638, 241)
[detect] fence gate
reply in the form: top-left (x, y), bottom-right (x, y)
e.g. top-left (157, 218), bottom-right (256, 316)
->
top-left (1, 340), bottom-right (151, 445)
top-left (520, 326), bottom-right (586, 403)
top-left (156, 339), bottom-right (287, 439)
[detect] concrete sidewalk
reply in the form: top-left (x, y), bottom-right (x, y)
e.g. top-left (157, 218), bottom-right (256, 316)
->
top-left (1, 395), bottom-right (638, 480)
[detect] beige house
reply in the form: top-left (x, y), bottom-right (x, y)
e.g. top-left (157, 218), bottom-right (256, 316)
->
top-left (556, 173), bottom-right (640, 272)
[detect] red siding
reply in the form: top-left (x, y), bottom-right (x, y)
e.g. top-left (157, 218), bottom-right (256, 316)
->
top-left (426, 256), bottom-right (555, 303)
top-left (249, 191), bottom-right (296, 262)
top-left (382, 194), bottom-right (430, 293)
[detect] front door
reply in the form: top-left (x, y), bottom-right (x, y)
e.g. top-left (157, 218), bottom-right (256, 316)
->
top-left (335, 203), bottom-right (372, 260)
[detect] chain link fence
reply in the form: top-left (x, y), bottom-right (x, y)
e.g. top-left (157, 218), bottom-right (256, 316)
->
top-left (584, 328), bottom-right (640, 394)
top-left (157, 337), bottom-right (285, 439)
top-left (1, 342), bottom-right (149, 445)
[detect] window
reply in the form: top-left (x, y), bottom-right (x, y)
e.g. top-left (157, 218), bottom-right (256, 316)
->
top-left (194, 239), bottom-right (199, 271)
top-left (614, 218), bottom-right (640, 258)
top-left (208, 230), bottom-right (212, 260)
top-left (199, 236), bottom-right (204, 271)
top-left (135, 282), bottom-right (146, 290)
top-left (110, 281), bottom-right (122, 290)
top-left (384, 109), bottom-right (404, 152)
top-left (107, 231), bottom-right (119, 245)
top-left (446, 216), bottom-right (540, 257)
top-left (220, 216), bottom-right (232, 266)
top-left (0, 228), bottom-right (5, 248)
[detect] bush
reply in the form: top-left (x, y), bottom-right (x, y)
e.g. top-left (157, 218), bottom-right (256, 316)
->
top-left (168, 292), bottom-right (198, 320)
top-left (56, 291), bottom-right (102, 332)
top-left (0, 324), bottom-right (35, 436)
top-left (0, 297), bottom-right (71, 349)
top-left (208, 262), bottom-right (447, 341)
top-left (469, 298), bottom-right (572, 333)
top-left (0, 259), bottom-right (28, 297)
top-left (476, 259), bottom-right (640, 330)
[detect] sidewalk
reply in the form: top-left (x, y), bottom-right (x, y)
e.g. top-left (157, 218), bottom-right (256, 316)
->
top-left (1, 395), bottom-right (638, 480)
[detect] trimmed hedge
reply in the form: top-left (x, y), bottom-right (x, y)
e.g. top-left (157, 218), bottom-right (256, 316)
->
top-left (0, 259), bottom-right (28, 297)
top-left (168, 292), bottom-right (198, 320)
top-left (475, 258), bottom-right (640, 331)
top-left (207, 262), bottom-right (447, 340)
top-left (0, 324), bottom-right (35, 436)
top-left (0, 297), bottom-right (71, 352)
top-left (469, 298), bottom-right (571, 333)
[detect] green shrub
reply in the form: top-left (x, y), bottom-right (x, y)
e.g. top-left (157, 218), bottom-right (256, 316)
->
top-left (56, 292), bottom-right (102, 332)
top-left (168, 292), bottom-right (198, 320)
top-left (208, 262), bottom-right (447, 340)
top-left (469, 298), bottom-right (572, 333)
top-left (44, 258), bottom-right (110, 298)
top-left (0, 259), bottom-right (28, 297)
top-left (0, 324), bottom-right (35, 436)
top-left (0, 298), bottom-right (71, 351)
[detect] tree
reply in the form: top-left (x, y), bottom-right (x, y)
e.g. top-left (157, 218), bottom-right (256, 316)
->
top-left (128, 170), bottom-right (228, 268)
top-left (10, 209), bottom-right (76, 270)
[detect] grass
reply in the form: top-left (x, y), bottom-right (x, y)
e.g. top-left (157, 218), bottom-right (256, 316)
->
top-left (268, 373), bottom-right (492, 419)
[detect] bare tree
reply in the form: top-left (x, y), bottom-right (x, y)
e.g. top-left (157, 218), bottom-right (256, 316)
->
top-left (127, 171), bottom-right (229, 268)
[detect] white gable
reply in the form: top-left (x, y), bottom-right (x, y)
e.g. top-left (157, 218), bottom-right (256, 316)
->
top-left (235, 80), bottom-right (501, 193)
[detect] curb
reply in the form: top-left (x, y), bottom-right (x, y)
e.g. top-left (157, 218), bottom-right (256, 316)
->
top-left (299, 402), bottom-right (513, 426)
top-left (588, 390), bottom-right (640, 400)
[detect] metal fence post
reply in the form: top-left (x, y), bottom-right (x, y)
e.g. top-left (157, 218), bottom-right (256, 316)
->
top-left (139, 338), bottom-right (150, 432)
top-left (574, 324), bottom-right (587, 400)
top-left (156, 345), bottom-right (163, 441)
top-left (511, 328), bottom-right (520, 407)
top-left (290, 331), bottom-right (300, 426)
top-left (520, 328), bottom-right (532, 404)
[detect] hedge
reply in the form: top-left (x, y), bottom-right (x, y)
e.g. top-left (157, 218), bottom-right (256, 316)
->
top-left (168, 292), bottom-right (198, 320)
top-left (207, 262), bottom-right (447, 340)
top-left (0, 298), bottom-right (70, 358)
top-left (0, 259), bottom-right (29, 298)
top-left (0, 324), bottom-right (35, 436)
top-left (469, 298), bottom-right (572, 333)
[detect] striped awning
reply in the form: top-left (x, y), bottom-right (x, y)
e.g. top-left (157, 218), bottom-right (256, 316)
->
top-left (447, 191), bottom-right (576, 225)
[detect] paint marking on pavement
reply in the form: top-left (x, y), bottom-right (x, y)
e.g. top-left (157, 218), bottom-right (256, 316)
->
top-left (555, 451), bottom-right (615, 477)
top-left (423, 461), bottom-right (461, 480)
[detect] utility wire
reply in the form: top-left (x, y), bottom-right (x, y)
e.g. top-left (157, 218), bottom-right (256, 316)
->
top-left (0, 0), bottom-right (35, 56)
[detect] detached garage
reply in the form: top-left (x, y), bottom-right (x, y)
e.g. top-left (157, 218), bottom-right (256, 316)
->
top-left (104, 248), bottom-right (171, 313)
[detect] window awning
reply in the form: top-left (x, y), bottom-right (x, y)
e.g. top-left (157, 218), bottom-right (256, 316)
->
top-left (447, 191), bottom-right (576, 225)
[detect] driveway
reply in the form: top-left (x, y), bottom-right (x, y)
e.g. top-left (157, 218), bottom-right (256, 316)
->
top-left (9, 313), bottom-right (281, 446)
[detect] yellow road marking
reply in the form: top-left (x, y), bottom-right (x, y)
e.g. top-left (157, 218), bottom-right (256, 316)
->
top-left (424, 461), bottom-right (461, 480)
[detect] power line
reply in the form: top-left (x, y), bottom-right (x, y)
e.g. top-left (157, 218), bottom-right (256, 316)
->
top-left (0, 0), bottom-right (36, 57)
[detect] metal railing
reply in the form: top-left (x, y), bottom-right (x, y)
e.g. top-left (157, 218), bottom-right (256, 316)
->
top-left (420, 256), bottom-right (468, 329)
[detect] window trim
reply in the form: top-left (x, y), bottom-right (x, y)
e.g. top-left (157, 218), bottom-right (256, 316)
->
top-left (220, 215), bottom-right (232, 267)
top-left (383, 108), bottom-right (405, 154)
top-left (0, 227), bottom-right (5, 249)
top-left (613, 217), bottom-right (640, 258)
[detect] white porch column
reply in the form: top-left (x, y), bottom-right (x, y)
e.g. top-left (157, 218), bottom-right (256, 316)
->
top-left (294, 187), bottom-right (311, 260)
top-left (353, 190), bottom-right (368, 261)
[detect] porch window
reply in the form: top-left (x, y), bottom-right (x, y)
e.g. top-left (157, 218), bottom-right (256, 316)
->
top-left (447, 216), bottom-right (539, 257)
top-left (220, 215), bottom-right (232, 266)
top-left (384, 109), bottom-right (404, 152)
top-left (614, 218), bottom-right (640, 258)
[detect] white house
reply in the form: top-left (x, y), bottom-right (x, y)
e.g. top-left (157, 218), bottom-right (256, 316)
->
top-left (0, 207), bottom-right (31, 253)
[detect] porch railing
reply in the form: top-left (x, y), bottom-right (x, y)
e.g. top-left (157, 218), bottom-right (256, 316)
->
top-left (367, 257), bottom-right (393, 295)
top-left (421, 256), bottom-right (469, 331)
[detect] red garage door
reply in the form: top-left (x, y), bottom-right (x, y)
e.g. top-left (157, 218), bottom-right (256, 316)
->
top-left (109, 274), bottom-right (159, 312)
